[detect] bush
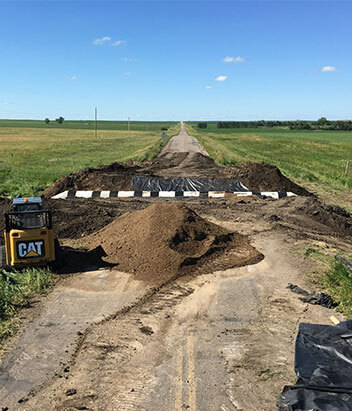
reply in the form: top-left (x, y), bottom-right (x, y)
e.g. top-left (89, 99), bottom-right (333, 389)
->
top-left (197, 123), bottom-right (207, 129)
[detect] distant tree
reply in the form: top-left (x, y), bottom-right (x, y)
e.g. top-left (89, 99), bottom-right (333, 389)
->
top-left (44, 118), bottom-right (50, 124)
top-left (197, 123), bottom-right (207, 129)
top-left (317, 117), bottom-right (328, 127)
top-left (161, 127), bottom-right (168, 131)
top-left (55, 116), bottom-right (64, 124)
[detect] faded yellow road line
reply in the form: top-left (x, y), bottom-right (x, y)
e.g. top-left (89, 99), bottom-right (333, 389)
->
top-left (187, 334), bottom-right (197, 411)
top-left (174, 335), bottom-right (197, 411)
top-left (175, 344), bottom-right (184, 410)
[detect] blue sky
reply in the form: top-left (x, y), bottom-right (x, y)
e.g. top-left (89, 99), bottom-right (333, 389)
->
top-left (0, 0), bottom-right (351, 120)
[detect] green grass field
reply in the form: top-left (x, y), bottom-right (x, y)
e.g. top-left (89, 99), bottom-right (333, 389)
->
top-left (0, 121), bottom-right (179, 197)
top-left (0, 119), bottom-right (176, 131)
top-left (187, 122), bottom-right (352, 210)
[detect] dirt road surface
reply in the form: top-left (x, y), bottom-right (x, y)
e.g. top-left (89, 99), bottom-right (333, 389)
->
top-left (162, 122), bottom-right (208, 155)
top-left (0, 270), bottom-right (148, 407)
top-left (10, 228), bottom-right (343, 411)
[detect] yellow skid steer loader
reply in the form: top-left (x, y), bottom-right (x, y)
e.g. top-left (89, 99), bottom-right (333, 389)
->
top-left (0, 197), bottom-right (60, 269)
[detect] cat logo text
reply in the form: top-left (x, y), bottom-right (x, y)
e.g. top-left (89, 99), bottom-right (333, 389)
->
top-left (17, 240), bottom-right (45, 259)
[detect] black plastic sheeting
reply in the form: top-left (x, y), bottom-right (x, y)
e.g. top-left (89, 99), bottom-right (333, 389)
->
top-left (287, 284), bottom-right (337, 309)
top-left (277, 320), bottom-right (352, 410)
top-left (131, 176), bottom-right (249, 192)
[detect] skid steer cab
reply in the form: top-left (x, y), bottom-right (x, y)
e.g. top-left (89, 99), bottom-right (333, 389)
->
top-left (1, 197), bottom-right (59, 269)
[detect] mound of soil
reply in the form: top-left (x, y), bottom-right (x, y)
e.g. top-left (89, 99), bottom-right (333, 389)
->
top-left (42, 153), bottom-right (310, 197)
top-left (46, 198), bottom-right (147, 239)
top-left (87, 204), bottom-right (263, 285)
top-left (42, 162), bottom-right (158, 199)
top-left (230, 162), bottom-right (311, 196)
top-left (262, 196), bottom-right (352, 236)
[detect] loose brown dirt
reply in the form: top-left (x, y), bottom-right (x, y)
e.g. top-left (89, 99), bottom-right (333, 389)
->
top-left (87, 203), bottom-right (263, 285)
top-left (50, 195), bottom-right (352, 240)
top-left (230, 161), bottom-right (311, 196)
top-left (0, 194), bottom-right (351, 243)
top-left (42, 153), bottom-right (311, 198)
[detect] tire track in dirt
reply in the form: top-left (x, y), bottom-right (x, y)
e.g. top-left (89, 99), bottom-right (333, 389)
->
top-left (25, 280), bottom-right (196, 410)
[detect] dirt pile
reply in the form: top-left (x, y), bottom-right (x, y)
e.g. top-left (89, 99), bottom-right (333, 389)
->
top-left (42, 162), bottom-right (157, 198)
top-left (262, 196), bottom-right (352, 236)
top-left (87, 204), bottom-right (263, 285)
top-left (230, 162), bottom-right (311, 196)
top-left (46, 198), bottom-right (147, 239)
top-left (42, 153), bottom-right (310, 197)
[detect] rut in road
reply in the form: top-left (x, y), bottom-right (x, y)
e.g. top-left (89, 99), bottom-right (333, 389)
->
top-left (23, 280), bottom-right (196, 410)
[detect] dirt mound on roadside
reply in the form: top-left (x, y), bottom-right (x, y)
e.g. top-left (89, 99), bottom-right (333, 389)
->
top-left (42, 162), bottom-right (158, 198)
top-left (46, 198), bottom-right (148, 239)
top-left (87, 204), bottom-right (263, 285)
top-left (154, 152), bottom-right (224, 178)
top-left (42, 153), bottom-right (229, 198)
top-left (42, 153), bottom-right (310, 198)
top-left (231, 162), bottom-right (311, 195)
top-left (262, 196), bottom-right (352, 236)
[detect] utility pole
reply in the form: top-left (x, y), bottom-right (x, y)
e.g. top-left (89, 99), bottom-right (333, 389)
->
top-left (94, 107), bottom-right (97, 139)
top-left (128, 116), bottom-right (130, 132)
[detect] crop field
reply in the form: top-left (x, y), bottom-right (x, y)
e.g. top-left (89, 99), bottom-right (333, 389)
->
top-left (187, 122), bottom-right (352, 210)
top-left (0, 121), bottom-right (179, 197)
top-left (0, 119), bottom-right (176, 131)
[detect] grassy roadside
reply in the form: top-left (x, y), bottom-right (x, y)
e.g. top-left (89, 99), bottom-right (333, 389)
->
top-left (0, 122), bottom-right (180, 198)
top-left (324, 262), bottom-right (352, 318)
top-left (302, 245), bottom-right (352, 318)
top-left (186, 123), bottom-right (352, 211)
top-left (0, 267), bottom-right (53, 356)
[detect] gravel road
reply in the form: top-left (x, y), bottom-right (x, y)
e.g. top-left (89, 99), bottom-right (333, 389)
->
top-left (162, 122), bottom-right (208, 155)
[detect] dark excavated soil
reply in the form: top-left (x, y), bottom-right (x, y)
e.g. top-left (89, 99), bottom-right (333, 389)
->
top-left (87, 204), bottom-right (264, 285)
top-left (42, 153), bottom-right (311, 198)
top-left (229, 161), bottom-right (311, 196)
top-left (0, 194), bottom-right (351, 242)
top-left (0, 153), bottom-right (350, 243)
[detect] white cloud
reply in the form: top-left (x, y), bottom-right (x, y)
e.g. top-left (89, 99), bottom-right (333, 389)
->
top-left (121, 57), bottom-right (136, 62)
top-left (214, 75), bottom-right (228, 82)
top-left (123, 72), bottom-right (131, 76)
top-left (70, 76), bottom-right (78, 81)
top-left (320, 66), bottom-right (339, 72)
top-left (112, 40), bottom-right (125, 46)
top-left (205, 85), bottom-right (212, 89)
top-left (3, 101), bottom-right (8, 105)
top-left (93, 36), bottom-right (111, 45)
top-left (223, 56), bottom-right (245, 63)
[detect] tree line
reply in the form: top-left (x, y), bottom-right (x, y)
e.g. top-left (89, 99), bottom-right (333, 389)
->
top-left (210, 118), bottom-right (352, 131)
